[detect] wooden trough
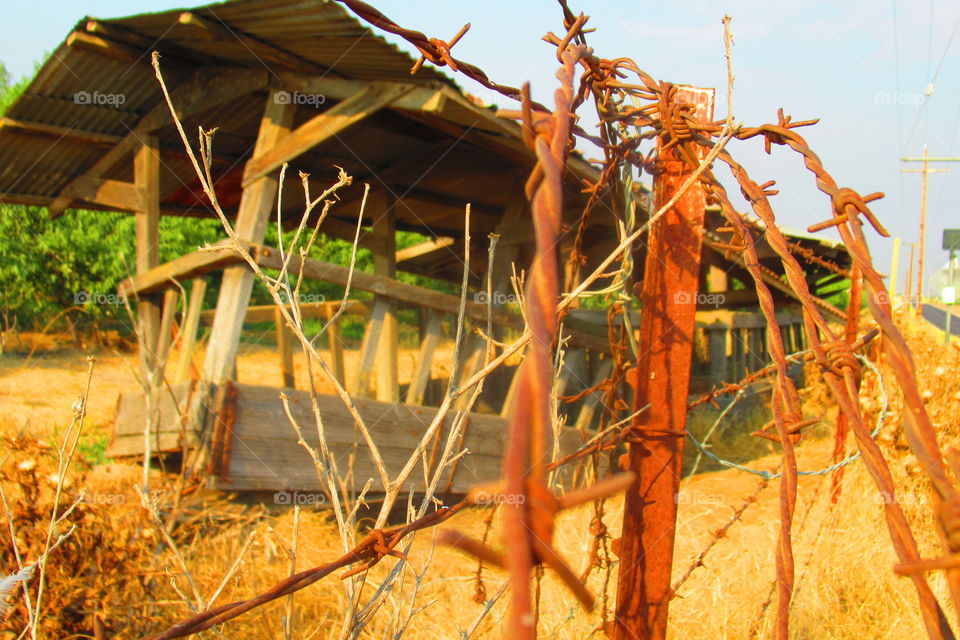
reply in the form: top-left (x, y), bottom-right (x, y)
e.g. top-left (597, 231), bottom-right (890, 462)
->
top-left (110, 380), bottom-right (576, 494)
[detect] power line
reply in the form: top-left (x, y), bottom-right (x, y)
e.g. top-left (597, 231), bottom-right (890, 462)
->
top-left (904, 6), bottom-right (960, 150)
top-left (931, 8), bottom-right (960, 83)
top-left (932, 103), bottom-right (960, 216)
top-left (892, 0), bottom-right (904, 152)
top-left (925, 0), bottom-right (934, 143)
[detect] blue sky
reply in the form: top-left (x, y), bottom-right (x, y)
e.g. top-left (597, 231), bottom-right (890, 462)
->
top-left (2, 0), bottom-right (958, 294)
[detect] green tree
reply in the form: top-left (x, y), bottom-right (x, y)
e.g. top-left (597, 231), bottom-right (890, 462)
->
top-left (0, 59), bottom-right (456, 334)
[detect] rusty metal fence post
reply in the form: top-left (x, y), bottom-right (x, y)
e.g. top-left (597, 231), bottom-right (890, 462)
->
top-left (614, 86), bottom-right (715, 640)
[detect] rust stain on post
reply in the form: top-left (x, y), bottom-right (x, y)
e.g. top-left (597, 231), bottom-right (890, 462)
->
top-left (614, 85), bottom-right (715, 640)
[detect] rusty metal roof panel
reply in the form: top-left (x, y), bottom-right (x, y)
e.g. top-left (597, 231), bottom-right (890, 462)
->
top-left (110, 0), bottom-right (449, 85)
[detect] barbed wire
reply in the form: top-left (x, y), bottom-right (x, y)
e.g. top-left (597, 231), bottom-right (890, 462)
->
top-left (684, 355), bottom-right (888, 480)
top-left (145, 2), bottom-right (960, 638)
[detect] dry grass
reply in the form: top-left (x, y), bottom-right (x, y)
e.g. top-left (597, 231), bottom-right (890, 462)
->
top-left (1, 313), bottom-right (959, 638)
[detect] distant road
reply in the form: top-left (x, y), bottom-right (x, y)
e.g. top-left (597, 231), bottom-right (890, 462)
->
top-left (921, 304), bottom-right (960, 339)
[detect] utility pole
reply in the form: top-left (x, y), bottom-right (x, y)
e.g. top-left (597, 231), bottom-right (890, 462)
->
top-left (946, 250), bottom-right (955, 344)
top-left (889, 236), bottom-right (901, 301)
top-left (944, 230), bottom-right (960, 345)
top-left (905, 242), bottom-right (916, 310)
top-left (901, 145), bottom-right (955, 314)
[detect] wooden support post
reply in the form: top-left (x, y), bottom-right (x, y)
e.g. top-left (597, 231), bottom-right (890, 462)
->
top-left (793, 322), bottom-right (805, 351)
top-left (324, 306), bottom-right (346, 387)
top-left (733, 327), bottom-right (747, 381)
top-left (499, 360), bottom-right (523, 419)
top-left (615, 86), bottom-right (714, 640)
top-left (350, 303), bottom-right (385, 397)
top-left (407, 309), bottom-right (443, 406)
top-left (707, 263), bottom-right (728, 293)
top-left (748, 325), bottom-right (765, 371)
top-left (489, 180), bottom-right (525, 310)
top-left (175, 278), bottom-right (207, 383)
top-left (370, 189), bottom-right (399, 403)
top-left (889, 236), bottom-right (901, 301)
top-left (134, 136), bottom-right (161, 384)
top-left (706, 321), bottom-right (728, 386)
top-left (453, 331), bottom-right (486, 411)
top-left (156, 288), bottom-right (180, 380)
top-left (781, 319), bottom-right (794, 353)
top-left (202, 91), bottom-right (296, 385)
top-left (275, 307), bottom-right (295, 389)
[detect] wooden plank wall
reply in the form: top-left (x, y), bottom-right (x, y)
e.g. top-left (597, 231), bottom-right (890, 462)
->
top-left (111, 382), bottom-right (585, 494)
top-left (109, 380), bottom-right (207, 457)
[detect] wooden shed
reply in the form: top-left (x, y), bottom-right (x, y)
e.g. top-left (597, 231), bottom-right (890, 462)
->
top-left (0, 0), bottom-right (852, 493)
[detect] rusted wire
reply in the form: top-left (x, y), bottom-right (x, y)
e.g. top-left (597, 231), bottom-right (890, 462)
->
top-left (147, 3), bottom-right (960, 638)
top-left (671, 478), bottom-right (770, 595)
top-left (144, 501), bottom-right (470, 639)
top-left (436, 42), bottom-right (635, 640)
top-left (702, 167), bottom-right (801, 640)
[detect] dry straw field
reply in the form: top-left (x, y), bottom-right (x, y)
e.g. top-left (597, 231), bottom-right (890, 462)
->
top-left (0, 315), bottom-right (958, 638)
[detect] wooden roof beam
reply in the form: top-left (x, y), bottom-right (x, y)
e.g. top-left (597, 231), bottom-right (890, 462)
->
top-left (275, 73), bottom-right (556, 180)
top-left (82, 19), bottom-right (233, 67)
top-left (273, 72), bottom-right (446, 112)
top-left (0, 117), bottom-right (123, 146)
top-left (61, 176), bottom-right (142, 211)
top-left (241, 82), bottom-right (415, 188)
top-left (47, 66), bottom-right (269, 218)
top-left (275, 72), bottom-right (598, 185)
top-left (0, 191), bottom-right (227, 218)
top-left (274, 72), bottom-right (600, 192)
top-left (704, 242), bottom-right (846, 323)
top-left (65, 30), bottom-right (195, 70)
top-left (396, 236), bottom-right (455, 263)
top-left (178, 11), bottom-right (334, 76)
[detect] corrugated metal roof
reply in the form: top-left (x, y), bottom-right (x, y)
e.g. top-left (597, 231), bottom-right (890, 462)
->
top-left (0, 0), bottom-right (475, 207)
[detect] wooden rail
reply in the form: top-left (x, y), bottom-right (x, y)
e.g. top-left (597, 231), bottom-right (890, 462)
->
top-left (119, 242), bottom-right (611, 353)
